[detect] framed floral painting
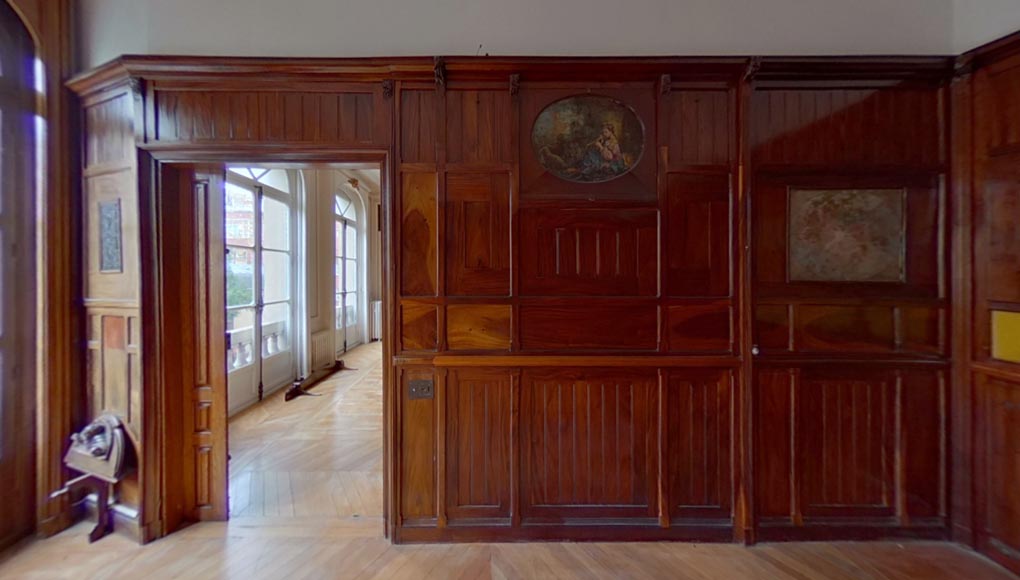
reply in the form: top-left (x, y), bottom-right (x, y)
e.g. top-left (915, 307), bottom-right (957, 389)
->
top-left (788, 188), bottom-right (906, 283)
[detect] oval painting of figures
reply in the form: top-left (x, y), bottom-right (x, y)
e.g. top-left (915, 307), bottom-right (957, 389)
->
top-left (531, 95), bottom-right (645, 184)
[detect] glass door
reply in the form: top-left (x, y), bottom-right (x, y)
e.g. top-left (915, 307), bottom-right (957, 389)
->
top-left (334, 193), bottom-right (360, 353)
top-left (225, 168), bottom-right (295, 415)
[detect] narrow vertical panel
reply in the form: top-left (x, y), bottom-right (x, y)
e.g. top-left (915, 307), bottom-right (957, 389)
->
top-left (901, 370), bottom-right (945, 519)
top-left (445, 369), bottom-right (512, 523)
top-left (666, 370), bottom-right (733, 521)
top-left (401, 370), bottom-right (437, 522)
top-left (666, 173), bottom-right (732, 297)
top-left (755, 369), bottom-right (795, 520)
top-left (400, 90), bottom-right (437, 164)
top-left (400, 173), bottom-right (438, 296)
top-left (446, 172), bottom-right (510, 296)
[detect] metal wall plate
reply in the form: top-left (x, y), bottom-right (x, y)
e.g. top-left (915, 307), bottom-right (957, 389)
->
top-left (408, 379), bottom-right (434, 400)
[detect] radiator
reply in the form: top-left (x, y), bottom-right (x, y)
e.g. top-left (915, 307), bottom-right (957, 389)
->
top-left (371, 300), bottom-right (383, 341)
top-left (310, 329), bottom-right (333, 369)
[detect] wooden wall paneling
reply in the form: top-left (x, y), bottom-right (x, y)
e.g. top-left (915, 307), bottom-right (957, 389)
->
top-left (967, 45), bottom-right (1020, 574)
top-left (446, 304), bottom-right (511, 351)
top-left (519, 368), bottom-right (658, 522)
top-left (664, 369), bottom-right (733, 523)
top-left (157, 164), bottom-right (229, 534)
top-left (975, 372), bottom-right (1020, 574)
top-left (445, 172), bottom-right (510, 296)
top-left (519, 207), bottom-right (658, 297)
top-left (949, 66), bottom-right (975, 545)
top-left (665, 172), bottom-right (732, 297)
top-left (150, 84), bottom-right (383, 146)
top-left (399, 172), bottom-right (438, 297)
top-left (518, 300), bottom-right (659, 351)
top-left (400, 367), bottom-right (437, 525)
top-left (445, 368), bottom-right (512, 523)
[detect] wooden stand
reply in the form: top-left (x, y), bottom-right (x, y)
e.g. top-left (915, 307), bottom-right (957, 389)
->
top-left (50, 474), bottom-right (115, 542)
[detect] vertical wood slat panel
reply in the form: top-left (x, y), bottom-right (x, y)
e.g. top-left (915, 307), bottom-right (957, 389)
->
top-left (445, 369), bottom-right (512, 523)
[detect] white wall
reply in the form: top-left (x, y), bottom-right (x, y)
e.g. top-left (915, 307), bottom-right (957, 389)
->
top-left (78, 0), bottom-right (959, 71)
top-left (953, 0), bottom-right (1020, 54)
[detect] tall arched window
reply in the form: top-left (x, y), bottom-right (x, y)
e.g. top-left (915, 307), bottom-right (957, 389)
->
top-left (0, 0), bottom-right (37, 547)
top-left (334, 191), bottom-right (360, 352)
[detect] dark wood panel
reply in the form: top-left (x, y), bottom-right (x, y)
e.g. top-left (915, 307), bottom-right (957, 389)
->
top-left (401, 89), bottom-right (437, 164)
top-left (666, 173), bottom-right (731, 297)
top-left (519, 302), bottom-right (659, 351)
top-left (519, 208), bottom-right (658, 297)
top-left (153, 89), bottom-right (378, 144)
top-left (752, 88), bottom-right (942, 167)
top-left (984, 62), bottom-right (1020, 152)
top-left (797, 305), bottom-right (895, 353)
top-left (666, 369), bottom-right (733, 521)
top-left (520, 368), bottom-right (657, 520)
top-left (445, 172), bottom-right (510, 296)
top-left (756, 366), bottom-right (946, 528)
top-left (755, 368), bottom-right (795, 519)
top-left (798, 370), bottom-right (895, 518)
top-left (446, 90), bottom-right (513, 164)
top-left (664, 89), bottom-right (733, 168)
top-left (975, 373), bottom-right (1020, 572)
top-left (400, 173), bottom-right (438, 297)
top-left (445, 369), bottom-right (512, 522)
top-left (666, 304), bottom-right (732, 353)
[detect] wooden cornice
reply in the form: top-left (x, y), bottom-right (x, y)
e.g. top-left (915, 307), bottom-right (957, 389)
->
top-left (68, 54), bottom-right (960, 98)
top-left (957, 28), bottom-right (1020, 72)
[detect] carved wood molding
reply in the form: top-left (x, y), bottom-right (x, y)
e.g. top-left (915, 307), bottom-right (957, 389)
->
top-left (509, 73), bottom-right (520, 97)
top-left (382, 79), bottom-right (394, 99)
top-left (434, 56), bottom-right (447, 87)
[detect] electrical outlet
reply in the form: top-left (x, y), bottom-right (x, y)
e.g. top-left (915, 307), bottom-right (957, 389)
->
top-left (408, 379), bottom-right (434, 400)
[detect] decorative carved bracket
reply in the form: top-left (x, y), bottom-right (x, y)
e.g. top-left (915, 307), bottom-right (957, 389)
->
top-left (660, 74), bottom-right (671, 95)
top-left (743, 57), bottom-right (763, 82)
top-left (434, 57), bottom-right (447, 87)
top-left (510, 74), bottom-right (520, 97)
top-left (953, 55), bottom-right (975, 80)
top-left (382, 79), bottom-right (394, 99)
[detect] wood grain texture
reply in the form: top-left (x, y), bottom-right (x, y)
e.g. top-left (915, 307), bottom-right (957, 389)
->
top-left (962, 40), bottom-right (1020, 574)
top-left (445, 172), bottom-right (510, 296)
top-left (63, 54), bottom-right (975, 549)
top-left (446, 304), bottom-right (511, 351)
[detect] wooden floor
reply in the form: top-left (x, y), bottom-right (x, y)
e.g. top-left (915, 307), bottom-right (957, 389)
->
top-left (0, 341), bottom-right (1013, 580)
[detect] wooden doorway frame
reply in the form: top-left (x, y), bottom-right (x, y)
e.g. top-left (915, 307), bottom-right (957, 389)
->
top-left (141, 148), bottom-right (395, 541)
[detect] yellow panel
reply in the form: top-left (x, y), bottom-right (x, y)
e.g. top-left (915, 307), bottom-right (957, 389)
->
top-left (992, 310), bottom-right (1020, 364)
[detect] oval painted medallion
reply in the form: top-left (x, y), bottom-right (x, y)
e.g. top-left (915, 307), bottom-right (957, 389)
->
top-left (531, 95), bottom-right (645, 184)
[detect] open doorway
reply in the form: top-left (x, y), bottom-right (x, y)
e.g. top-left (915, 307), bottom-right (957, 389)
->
top-left (223, 164), bottom-right (385, 520)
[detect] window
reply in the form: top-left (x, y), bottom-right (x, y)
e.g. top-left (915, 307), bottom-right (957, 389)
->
top-left (335, 191), bottom-right (359, 352)
top-left (0, 0), bottom-right (35, 470)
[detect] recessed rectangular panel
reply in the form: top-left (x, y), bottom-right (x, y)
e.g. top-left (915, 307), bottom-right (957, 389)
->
top-left (400, 173), bottom-right (438, 296)
top-left (519, 208), bottom-right (658, 296)
top-left (666, 304), bottom-right (732, 352)
top-left (446, 369), bottom-right (512, 522)
top-left (445, 173), bottom-right (510, 296)
top-left (446, 304), bottom-right (511, 351)
top-left (400, 303), bottom-right (438, 352)
top-left (519, 302), bottom-right (658, 351)
top-left (992, 310), bottom-right (1020, 364)
top-left (520, 369), bottom-right (657, 520)
top-left (788, 189), bottom-right (905, 283)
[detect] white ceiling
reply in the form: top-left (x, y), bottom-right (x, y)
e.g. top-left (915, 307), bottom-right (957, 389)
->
top-left (77, 0), bottom-right (1019, 72)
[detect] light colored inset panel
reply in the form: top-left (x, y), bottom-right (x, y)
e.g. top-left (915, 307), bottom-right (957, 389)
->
top-left (992, 310), bottom-right (1020, 364)
top-left (788, 189), bottom-right (905, 283)
top-left (447, 304), bottom-right (512, 351)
